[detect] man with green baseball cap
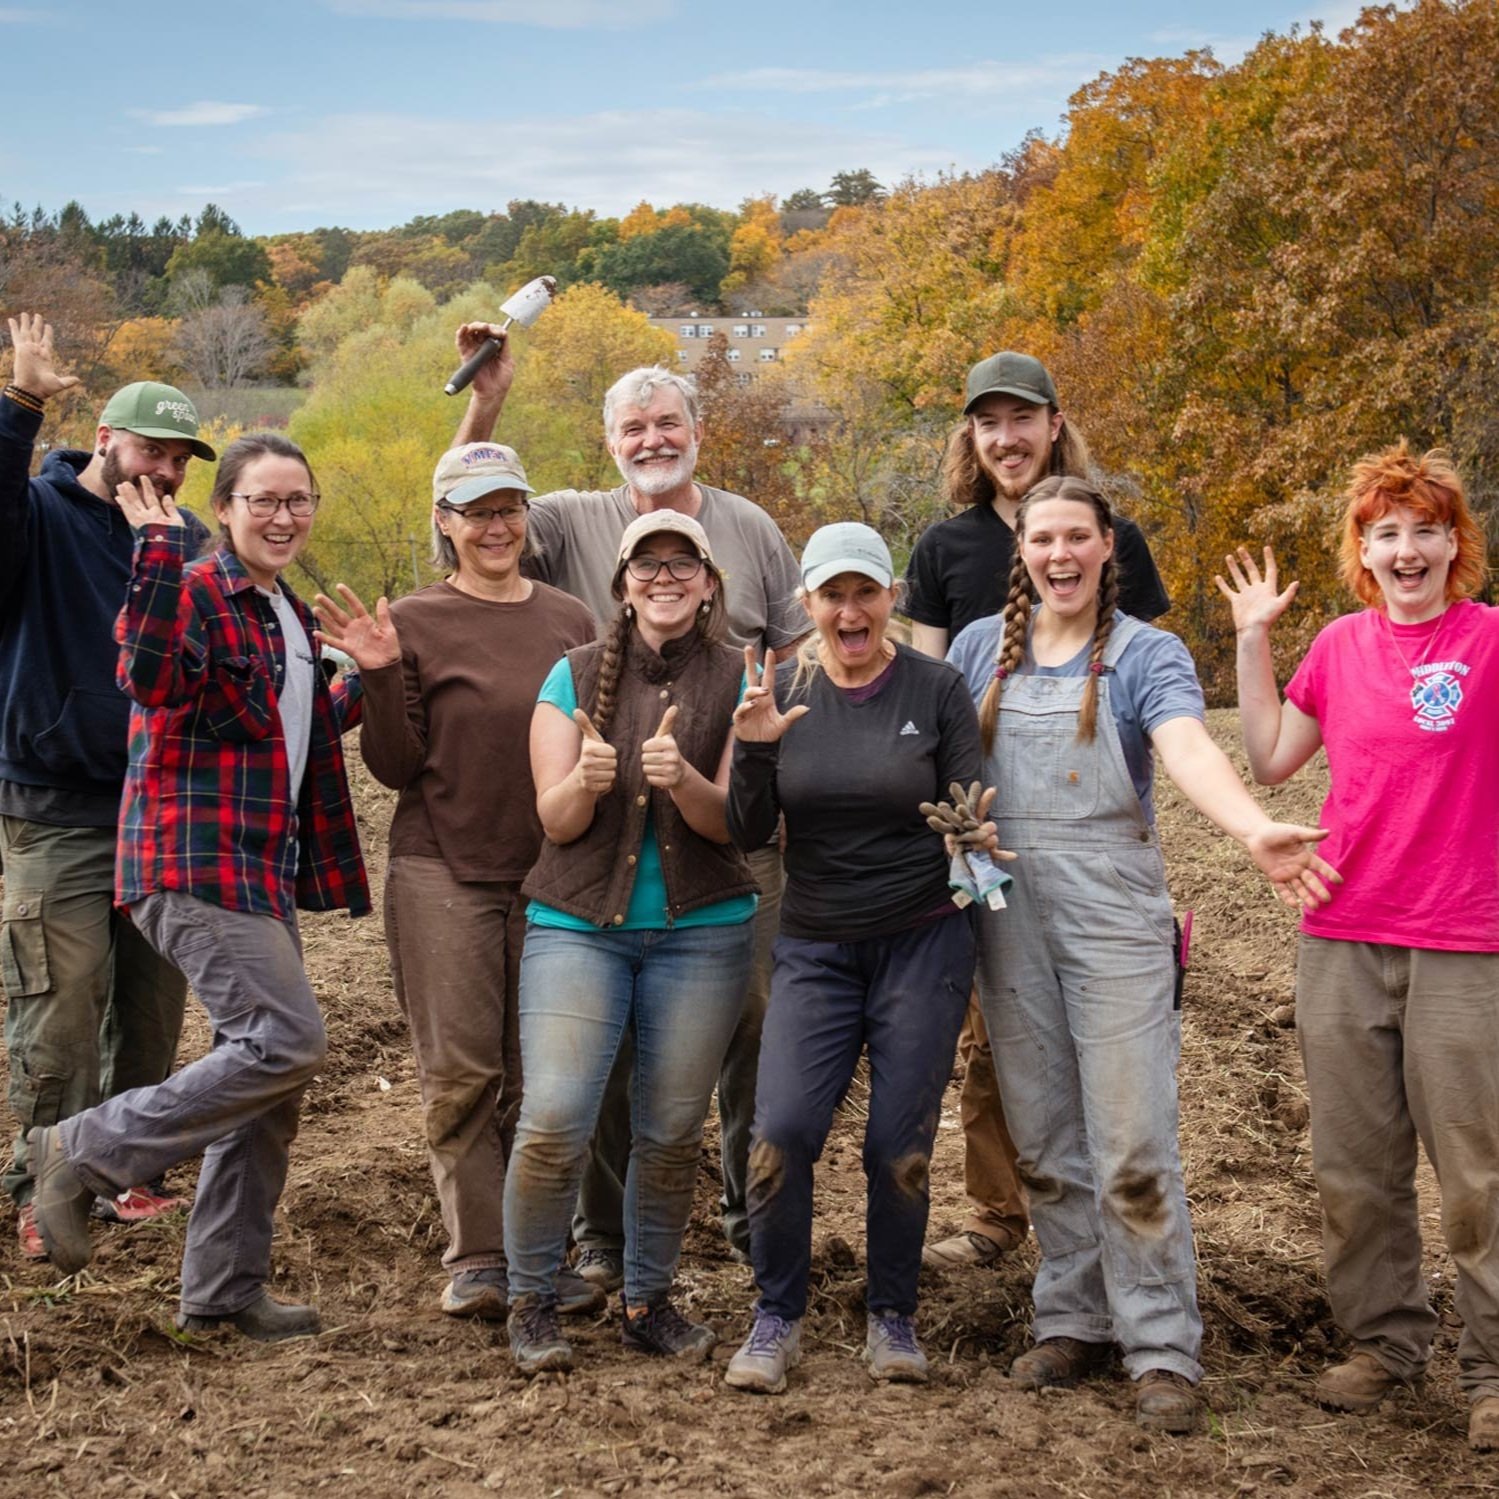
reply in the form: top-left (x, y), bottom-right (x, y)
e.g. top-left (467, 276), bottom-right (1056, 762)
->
top-left (0, 314), bottom-right (213, 1257)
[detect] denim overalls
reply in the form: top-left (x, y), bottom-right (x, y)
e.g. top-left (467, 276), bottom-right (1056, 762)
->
top-left (976, 615), bottom-right (1203, 1382)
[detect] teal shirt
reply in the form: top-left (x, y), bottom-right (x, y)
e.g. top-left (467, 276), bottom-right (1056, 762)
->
top-left (527, 657), bottom-right (757, 931)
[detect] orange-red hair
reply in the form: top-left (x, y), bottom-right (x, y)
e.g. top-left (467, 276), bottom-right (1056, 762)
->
top-left (1338, 440), bottom-right (1487, 607)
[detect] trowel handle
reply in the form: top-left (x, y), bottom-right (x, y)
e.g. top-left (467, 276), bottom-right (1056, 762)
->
top-left (444, 322), bottom-right (511, 397)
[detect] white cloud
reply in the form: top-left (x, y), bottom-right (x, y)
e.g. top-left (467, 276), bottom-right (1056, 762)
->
top-left (326, 0), bottom-right (673, 25)
top-left (131, 102), bottom-right (268, 128)
top-left (696, 57), bottom-right (1109, 106)
top-left (213, 106), bottom-right (971, 227)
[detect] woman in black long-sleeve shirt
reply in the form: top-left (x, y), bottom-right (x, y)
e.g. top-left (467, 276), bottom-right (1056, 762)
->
top-left (722, 521), bottom-right (985, 1395)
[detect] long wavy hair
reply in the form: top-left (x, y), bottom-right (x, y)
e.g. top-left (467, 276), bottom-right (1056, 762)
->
top-left (1338, 440), bottom-right (1486, 607)
top-left (941, 407), bottom-right (1093, 508)
top-left (977, 477), bottom-right (1119, 752)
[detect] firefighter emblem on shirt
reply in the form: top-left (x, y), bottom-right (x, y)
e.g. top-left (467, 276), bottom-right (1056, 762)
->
top-left (1410, 669), bottom-right (1463, 731)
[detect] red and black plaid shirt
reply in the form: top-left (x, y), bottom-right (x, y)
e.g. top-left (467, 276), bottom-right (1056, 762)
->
top-left (115, 527), bottom-right (370, 919)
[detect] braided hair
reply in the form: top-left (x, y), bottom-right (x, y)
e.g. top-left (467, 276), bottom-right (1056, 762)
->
top-left (978, 476), bottom-right (1119, 753)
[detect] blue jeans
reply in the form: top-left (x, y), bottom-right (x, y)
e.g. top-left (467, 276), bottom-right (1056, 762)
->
top-left (748, 912), bottom-right (974, 1320)
top-left (504, 920), bottom-right (754, 1306)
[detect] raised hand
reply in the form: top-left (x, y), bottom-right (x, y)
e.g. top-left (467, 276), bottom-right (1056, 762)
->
top-left (455, 321), bottom-right (515, 405)
top-left (572, 708), bottom-right (618, 795)
top-left (642, 704), bottom-right (685, 789)
top-left (1244, 823), bottom-right (1342, 910)
top-left (1214, 546), bottom-right (1299, 636)
top-left (732, 645), bottom-right (810, 744)
top-left (312, 584), bottom-right (400, 671)
top-left (115, 474), bottom-right (181, 530)
top-left (6, 313), bottom-right (80, 402)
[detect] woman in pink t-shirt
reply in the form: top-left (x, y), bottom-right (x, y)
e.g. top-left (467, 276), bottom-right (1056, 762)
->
top-left (1218, 442), bottom-right (1499, 1453)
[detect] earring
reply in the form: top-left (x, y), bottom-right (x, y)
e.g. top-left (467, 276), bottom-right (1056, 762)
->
top-left (625, 603), bottom-right (634, 618)
top-left (699, 599), bottom-right (710, 614)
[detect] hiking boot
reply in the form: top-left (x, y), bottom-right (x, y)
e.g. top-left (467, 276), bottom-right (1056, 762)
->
top-left (1470, 1396), bottom-right (1499, 1451)
top-left (1009, 1337), bottom-right (1112, 1390)
top-left (1135, 1369), bottom-right (1200, 1433)
top-left (619, 1292), bottom-right (717, 1361)
top-left (572, 1245), bottom-right (623, 1292)
top-left (557, 1265), bottom-right (606, 1317)
top-left (93, 1181), bottom-right (188, 1224)
top-left (441, 1267), bottom-right (507, 1321)
top-left (1315, 1351), bottom-right (1404, 1413)
top-left (16, 1202), bottom-right (45, 1261)
top-left (508, 1296), bottom-right (573, 1375)
top-left (922, 1230), bottom-right (1017, 1269)
top-left (864, 1310), bottom-right (929, 1384)
top-left (28, 1127), bottom-right (94, 1274)
top-left (176, 1292), bottom-right (320, 1342)
top-left (724, 1309), bottom-right (802, 1394)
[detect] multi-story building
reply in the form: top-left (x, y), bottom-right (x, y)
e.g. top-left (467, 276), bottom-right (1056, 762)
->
top-left (649, 312), bottom-right (811, 379)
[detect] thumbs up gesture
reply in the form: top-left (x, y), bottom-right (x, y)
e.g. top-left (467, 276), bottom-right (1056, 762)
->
top-left (642, 704), bottom-right (685, 789)
top-left (571, 709), bottom-right (618, 795)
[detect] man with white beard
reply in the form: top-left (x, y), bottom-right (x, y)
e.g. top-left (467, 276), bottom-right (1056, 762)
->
top-left (450, 322), bottom-right (808, 1291)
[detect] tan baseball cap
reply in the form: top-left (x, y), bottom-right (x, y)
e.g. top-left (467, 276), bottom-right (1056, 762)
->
top-left (617, 509), bottom-right (715, 565)
top-left (432, 442), bottom-right (533, 506)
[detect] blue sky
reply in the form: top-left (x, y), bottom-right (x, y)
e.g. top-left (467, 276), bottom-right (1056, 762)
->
top-left (3, 0), bottom-right (1367, 235)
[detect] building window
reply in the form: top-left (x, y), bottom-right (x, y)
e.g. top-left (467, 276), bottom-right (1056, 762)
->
top-left (750, 324), bottom-right (767, 338)
top-left (736, 373), bottom-right (753, 387)
top-left (726, 348), bottom-right (741, 362)
top-left (758, 348), bottom-right (778, 362)
top-left (679, 325), bottom-right (697, 338)
top-left (676, 350), bottom-right (689, 363)
top-left (785, 323), bottom-right (803, 336)
top-left (697, 324), bottom-right (715, 336)
top-left (732, 324), bottom-right (749, 338)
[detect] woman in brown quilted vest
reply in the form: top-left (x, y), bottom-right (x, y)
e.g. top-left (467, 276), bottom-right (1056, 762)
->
top-left (503, 510), bottom-right (757, 1375)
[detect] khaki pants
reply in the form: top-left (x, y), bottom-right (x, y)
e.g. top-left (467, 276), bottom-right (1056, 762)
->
top-left (1, 817), bottom-right (186, 1206)
top-left (384, 856), bottom-right (525, 1274)
top-left (1298, 935), bottom-right (1499, 1399)
top-left (956, 993), bottom-right (1028, 1246)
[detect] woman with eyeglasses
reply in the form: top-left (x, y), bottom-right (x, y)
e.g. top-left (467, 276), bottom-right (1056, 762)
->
top-left (499, 510), bottom-right (757, 1375)
top-left (313, 442), bottom-right (596, 1326)
top-left (27, 433), bottom-right (368, 1341)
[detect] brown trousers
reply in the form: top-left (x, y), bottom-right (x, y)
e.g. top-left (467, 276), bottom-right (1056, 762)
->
top-left (384, 855), bottom-right (525, 1274)
top-left (1298, 935), bottom-right (1499, 1399)
top-left (957, 992), bottom-right (1029, 1245)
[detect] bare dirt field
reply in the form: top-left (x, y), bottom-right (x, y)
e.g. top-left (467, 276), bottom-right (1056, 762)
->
top-left (0, 712), bottom-right (1487, 1498)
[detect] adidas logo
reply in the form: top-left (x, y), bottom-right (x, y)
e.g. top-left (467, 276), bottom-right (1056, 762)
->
top-left (899, 721), bottom-right (919, 735)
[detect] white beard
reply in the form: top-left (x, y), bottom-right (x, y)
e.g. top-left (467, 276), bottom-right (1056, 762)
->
top-left (616, 439), bottom-right (699, 497)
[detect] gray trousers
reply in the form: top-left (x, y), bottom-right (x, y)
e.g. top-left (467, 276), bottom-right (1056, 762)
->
top-left (59, 892), bottom-right (326, 1316)
top-left (0, 817), bottom-right (186, 1205)
top-left (574, 844), bottom-right (782, 1257)
top-left (1298, 935), bottom-right (1499, 1400)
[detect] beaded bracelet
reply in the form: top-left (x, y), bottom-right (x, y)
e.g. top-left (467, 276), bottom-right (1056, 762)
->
top-left (3, 383), bottom-right (45, 413)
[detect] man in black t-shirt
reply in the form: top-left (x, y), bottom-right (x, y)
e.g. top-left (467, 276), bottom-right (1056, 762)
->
top-left (905, 351), bottom-right (1170, 1269)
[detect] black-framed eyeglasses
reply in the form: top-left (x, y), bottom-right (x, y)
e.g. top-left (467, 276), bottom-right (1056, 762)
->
top-left (231, 491), bottom-right (320, 517)
top-left (439, 501), bottom-right (530, 528)
top-left (625, 555), bottom-right (705, 582)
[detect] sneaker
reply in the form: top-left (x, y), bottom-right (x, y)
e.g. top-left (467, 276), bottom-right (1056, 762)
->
top-left (572, 1245), bottom-right (623, 1292)
top-left (441, 1268), bottom-right (508, 1321)
top-left (16, 1202), bottom-right (46, 1261)
top-left (557, 1265), bottom-right (606, 1317)
top-left (1009, 1336), bottom-right (1112, 1390)
top-left (1135, 1369), bottom-right (1200, 1433)
top-left (176, 1292), bottom-right (320, 1343)
top-left (864, 1310), bottom-right (929, 1384)
top-left (921, 1230), bottom-right (1017, 1269)
top-left (1314, 1350), bottom-right (1405, 1413)
top-left (28, 1126), bottom-right (94, 1274)
top-left (619, 1292), bottom-right (717, 1361)
top-left (508, 1296), bottom-right (573, 1375)
top-left (724, 1308), bottom-right (802, 1394)
top-left (94, 1181), bottom-right (188, 1224)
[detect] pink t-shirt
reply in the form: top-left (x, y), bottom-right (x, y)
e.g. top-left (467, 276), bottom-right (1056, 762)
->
top-left (1286, 599), bottom-right (1499, 951)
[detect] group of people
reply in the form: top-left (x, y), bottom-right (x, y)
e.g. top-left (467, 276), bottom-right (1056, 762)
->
top-left (2, 306), bottom-right (1496, 1450)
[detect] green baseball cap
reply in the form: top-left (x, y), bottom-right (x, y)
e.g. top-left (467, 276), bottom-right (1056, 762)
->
top-left (99, 382), bottom-right (216, 461)
top-left (963, 352), bottom-right (1058, 414)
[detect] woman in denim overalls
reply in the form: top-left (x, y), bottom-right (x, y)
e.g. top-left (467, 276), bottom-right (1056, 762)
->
top-left (947, 477), bottom-right (1339, 1432)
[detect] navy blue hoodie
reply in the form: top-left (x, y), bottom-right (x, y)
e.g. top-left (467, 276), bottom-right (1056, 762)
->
top-left (0, 395), bottom-right (207, 815)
